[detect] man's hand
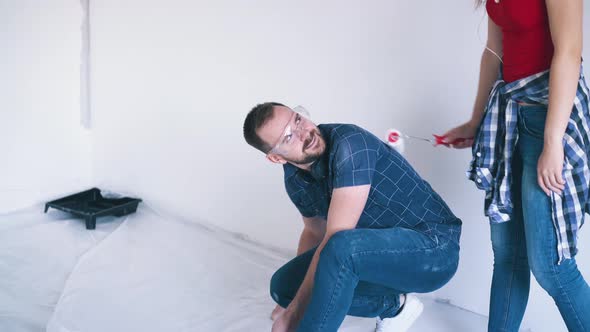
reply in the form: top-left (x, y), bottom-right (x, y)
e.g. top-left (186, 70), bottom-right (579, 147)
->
top-left (271, 307), bottom-right (300, 332)
top-left (271, 304), bottom-right (286, 321)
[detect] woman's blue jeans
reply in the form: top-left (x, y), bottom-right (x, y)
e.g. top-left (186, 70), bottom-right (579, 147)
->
top-left (488, 104), bottom-right (590, 331)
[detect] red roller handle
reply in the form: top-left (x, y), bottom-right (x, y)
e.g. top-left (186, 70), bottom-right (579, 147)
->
top-left (433, 134), bottom-right (473, 147)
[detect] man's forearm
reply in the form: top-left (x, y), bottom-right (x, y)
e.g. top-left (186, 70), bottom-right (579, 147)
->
top-left (288, 239), bottom-right (326, 319)
top-left (297, 229), bottom-right (322, 255)
top-left (286, 187), bottom-right (368, 326)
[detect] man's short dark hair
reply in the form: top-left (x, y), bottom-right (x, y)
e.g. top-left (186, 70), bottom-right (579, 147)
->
top-left (243, 102), bottom-right (285, 153)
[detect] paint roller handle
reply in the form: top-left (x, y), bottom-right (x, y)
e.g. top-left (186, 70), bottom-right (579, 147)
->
top-left (432, 134), bottom-right (473, 147)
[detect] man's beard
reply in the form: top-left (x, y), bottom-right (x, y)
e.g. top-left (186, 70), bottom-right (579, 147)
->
top-left (287, 130), bottom-right (324, 165)
top-left (288, 151), bottom-right (322, 165)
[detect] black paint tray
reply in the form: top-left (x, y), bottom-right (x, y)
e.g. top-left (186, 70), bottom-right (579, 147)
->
top-left (44, 188), bottom-right (142, 229)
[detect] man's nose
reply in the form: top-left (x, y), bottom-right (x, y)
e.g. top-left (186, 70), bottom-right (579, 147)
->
top-left (297, 127), bottom-right (310, 142)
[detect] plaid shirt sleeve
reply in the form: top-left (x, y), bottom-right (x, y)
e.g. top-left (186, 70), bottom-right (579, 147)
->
top-left (287, 190), bottom-right (317, 218)
top-left (332, 130), bottom-right (379, 188)
top-left (284, 166), bottom-right (318, 218)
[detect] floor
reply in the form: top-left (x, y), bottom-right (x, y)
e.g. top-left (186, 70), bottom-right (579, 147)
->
top-left (1, 205), bottom-right (492, 332)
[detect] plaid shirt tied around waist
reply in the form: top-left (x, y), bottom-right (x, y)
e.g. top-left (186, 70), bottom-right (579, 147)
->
top-left (468, 67), bottom-right (590, 263)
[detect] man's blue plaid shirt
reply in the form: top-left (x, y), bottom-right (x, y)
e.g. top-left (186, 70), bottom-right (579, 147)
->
top-left (284, 124), bottom-right (462, 244)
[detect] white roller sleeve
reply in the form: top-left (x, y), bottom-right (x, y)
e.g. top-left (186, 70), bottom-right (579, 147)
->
top-left (385, 128), bottom-right (405, 154)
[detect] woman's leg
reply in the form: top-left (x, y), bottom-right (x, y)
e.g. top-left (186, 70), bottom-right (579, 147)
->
top-left (519, 105), bottom-right (590, 331)
top-left (488, 147), bottom-right (531, 332)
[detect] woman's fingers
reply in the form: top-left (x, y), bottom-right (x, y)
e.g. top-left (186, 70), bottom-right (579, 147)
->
top-left (551, 173), bottom-right (565, 190)
top-left (538, 174), bottom-right (551, 196)
top-left (454, 139), bottom-right (474, 149)
top-left (538, 170), bottom-right (564, 196)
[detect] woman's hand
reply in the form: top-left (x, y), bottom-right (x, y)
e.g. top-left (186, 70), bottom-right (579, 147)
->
top-left (440, 120), bottom-right (478, 149)
top-left (537, 140), bottom-right (566, 196)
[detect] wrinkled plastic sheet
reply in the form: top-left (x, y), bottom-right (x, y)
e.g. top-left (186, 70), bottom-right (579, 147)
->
top-left (1, 205), bottom-right (486, 332)
top-left (0, 206), bottom-right (123, 332)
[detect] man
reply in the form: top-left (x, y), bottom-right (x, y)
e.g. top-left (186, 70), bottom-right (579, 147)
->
top-left (243, 102), bottom-right (461, 332)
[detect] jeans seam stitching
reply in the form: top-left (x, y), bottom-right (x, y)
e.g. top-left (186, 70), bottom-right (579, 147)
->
top-left (550, 260), bottom-right (585, 330)
top-left (500, 239), bottom-right (518, 331)
top-left (317, 261), bottom-right (357, 331)
top-left (349, 242), bottom-right (448, 258)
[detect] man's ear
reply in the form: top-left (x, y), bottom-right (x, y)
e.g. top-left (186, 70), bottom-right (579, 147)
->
top-left (266, 153), bottom-right (287, 165)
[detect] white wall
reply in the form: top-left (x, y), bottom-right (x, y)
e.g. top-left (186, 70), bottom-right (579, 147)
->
top-left (88, 1), bottom-right (590, 331)
top-left (0, 0), bottom-right (91, 212)
top-left (89, 0), bottom-right (486, 250)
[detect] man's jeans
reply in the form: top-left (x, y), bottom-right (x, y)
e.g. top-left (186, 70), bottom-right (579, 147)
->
top-left (270, 227), bottom-right (460, 332)
top-left (488, 104), bottom-right (590, 332)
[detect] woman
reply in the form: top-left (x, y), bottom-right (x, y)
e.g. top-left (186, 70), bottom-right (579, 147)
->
top-left (442, 0), bottom-right (590, 330)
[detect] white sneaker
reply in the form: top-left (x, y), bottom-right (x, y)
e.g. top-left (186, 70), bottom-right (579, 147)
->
top-left (375, 294), bottom-right (424, 332)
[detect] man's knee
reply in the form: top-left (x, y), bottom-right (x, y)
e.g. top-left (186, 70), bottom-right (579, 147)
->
top-left (320, 230), bottom-right (358, 267)
top-left (270, 268), bottom-right (291, 307)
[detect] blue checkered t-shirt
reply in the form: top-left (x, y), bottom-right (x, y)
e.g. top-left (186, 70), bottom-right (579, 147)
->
top-left (284, 124), bottom-right (462, 244)
top-left (468, 66), bottom-right (590, 263)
